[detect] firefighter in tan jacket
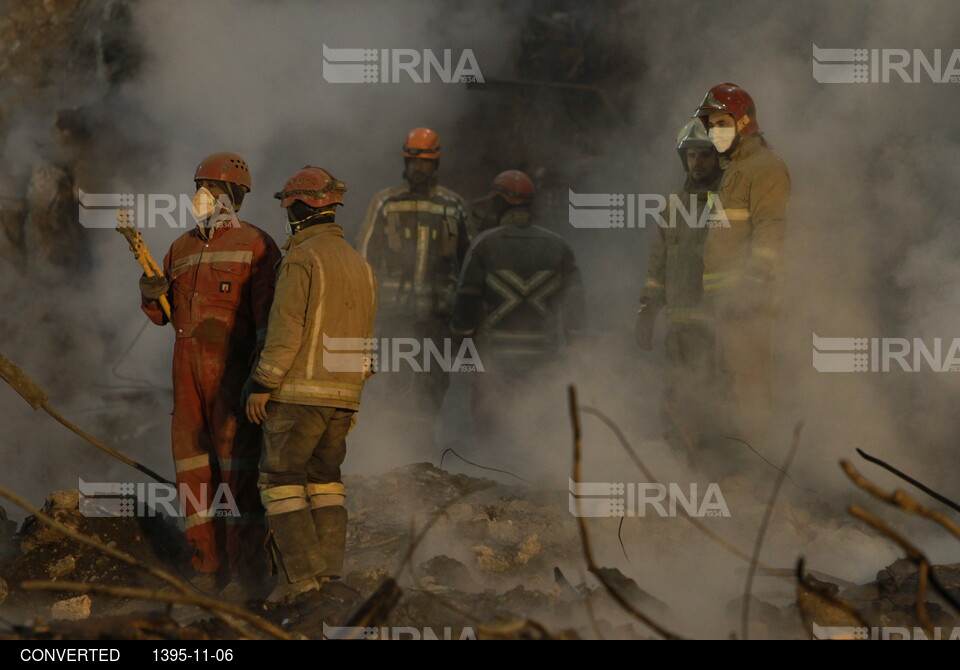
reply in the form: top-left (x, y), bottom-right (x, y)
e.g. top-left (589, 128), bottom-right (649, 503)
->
top-left (244, 167), bottom-right (377, 601)
top-left (636, 120), bottom-right (724, 456)
top-left (694, 83), bottom-right (790, 438)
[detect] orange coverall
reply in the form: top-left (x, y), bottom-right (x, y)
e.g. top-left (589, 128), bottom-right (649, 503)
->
top-left (142, 221), bottom-right (281, 577)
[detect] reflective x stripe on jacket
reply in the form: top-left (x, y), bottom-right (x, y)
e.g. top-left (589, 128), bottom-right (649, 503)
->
top-left (452, 211), bottom-right (585, 359)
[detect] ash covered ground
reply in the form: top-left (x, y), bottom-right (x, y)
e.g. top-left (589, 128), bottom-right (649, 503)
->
top-left (1, 463), bottom-right (959, 640)
top-left (2, 0), bottom-right (960, 641)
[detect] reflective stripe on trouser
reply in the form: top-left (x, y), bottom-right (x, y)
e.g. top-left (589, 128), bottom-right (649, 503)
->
top-left (308, 482), bottom-right (346, 509)
top-left (261, 484), bottom-right (309, 515)
top-left (258, 402), bottom-right (355, 581)
top-left (172, 337), bottom-right (267, 576)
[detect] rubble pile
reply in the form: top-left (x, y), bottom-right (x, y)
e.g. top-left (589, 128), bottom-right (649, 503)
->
top-left (0, 464), bottom-right (954, 639)
top-left (0, 466), bottom-right (663, 639)
top-left (837, 558), bottom-right (960, 630)
top-left (344, 463), bottom-right (580, 593)
top-left (0, 490), bottom-right (187, 619)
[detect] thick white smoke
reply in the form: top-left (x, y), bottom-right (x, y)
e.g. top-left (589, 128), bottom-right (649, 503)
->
top-left (2, 0), bottom-right (960, 637)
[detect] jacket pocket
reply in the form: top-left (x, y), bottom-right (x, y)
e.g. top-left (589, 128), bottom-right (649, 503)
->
top-left (207, 263), bottom-right (242, 304)
top-left (263, 415), bottom-right (295, 435)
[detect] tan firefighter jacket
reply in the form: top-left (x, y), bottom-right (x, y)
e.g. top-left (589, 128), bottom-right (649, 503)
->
top-left (641, 173), bottom-right (723, 325)
top-left (703, 133), bottom-right (790, 299)
top-left (252, 224), bottom-right (377, 411)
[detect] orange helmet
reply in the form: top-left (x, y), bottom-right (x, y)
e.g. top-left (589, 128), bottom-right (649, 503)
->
top-left (489, 170), bottom-right (534, 205)
top-left (694, 83), bottom-right (759, 136)
top-left (194, 152), bottom-right (252, 191)
top-left (274, 166), bottom-right (346, 209)
top-left (403, 128), bottom-right (441, 160)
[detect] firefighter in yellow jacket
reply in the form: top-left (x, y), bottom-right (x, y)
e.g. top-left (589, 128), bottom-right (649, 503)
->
top-left (693, 83), bottom-right (790, 438)
top-left (244, 167), bottom-right (377, 601)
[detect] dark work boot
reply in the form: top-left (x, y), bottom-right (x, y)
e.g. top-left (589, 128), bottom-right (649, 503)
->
top-left (311, 505), bottom-right (347, 579)
top-left (265, 508), bottom-right (324, 602)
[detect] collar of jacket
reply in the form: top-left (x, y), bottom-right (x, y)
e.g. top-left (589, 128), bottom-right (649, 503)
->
top-left (283, 222), bottom-right (345, 250)
top-left (726, 132), bottom-right (766, 163)
top-left (499, 207), bottom-right (533, 228)
top-left (195, 217), bottom-right (243, 242)
top-left (401, 180), bottom-right (440, 199)
top-left (683, 172), bottom-right (724, 196)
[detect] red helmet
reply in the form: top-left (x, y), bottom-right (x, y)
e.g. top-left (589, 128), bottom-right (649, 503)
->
top-left (403, 128), bottom-right (441, 159)
top-left (489, 170), bottom-right (534, 205)
top-left (194, 152), bottom-right (252, 191)
top-left (274, 166), bottom-right (346, 209)
top-left (695, 83), bottom-right (759, 136)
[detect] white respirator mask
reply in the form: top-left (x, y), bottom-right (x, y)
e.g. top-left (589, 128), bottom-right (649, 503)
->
top-left (708, 127), bottom-right (737, 154)
top-left (191, 186), bottom-right (222, 222)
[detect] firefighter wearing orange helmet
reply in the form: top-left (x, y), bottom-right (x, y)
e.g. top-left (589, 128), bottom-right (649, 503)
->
top-left (471, 170), bottom-right (536, 234)
top-left (139, 152), bottom-right (281, 599)
top-left (452, 170), bottom-right (585, 438)
top-left (356, 128), bottom-right (474, 450)
top-left (694, 83), bottom-right (791, 440)
top-left (244, 166), bottom-right (377, 601)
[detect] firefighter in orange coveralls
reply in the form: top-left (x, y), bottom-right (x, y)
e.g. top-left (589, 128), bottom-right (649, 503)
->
top-left (139, 152), bottom-right (281, 596)
top-left (693, 83), bottom-right (790, 441)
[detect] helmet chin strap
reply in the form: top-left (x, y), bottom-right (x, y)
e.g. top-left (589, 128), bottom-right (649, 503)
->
top-left (286, 208), bottom-right (336, 237)
top-left (226, 182), bottom-right (244, 212)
